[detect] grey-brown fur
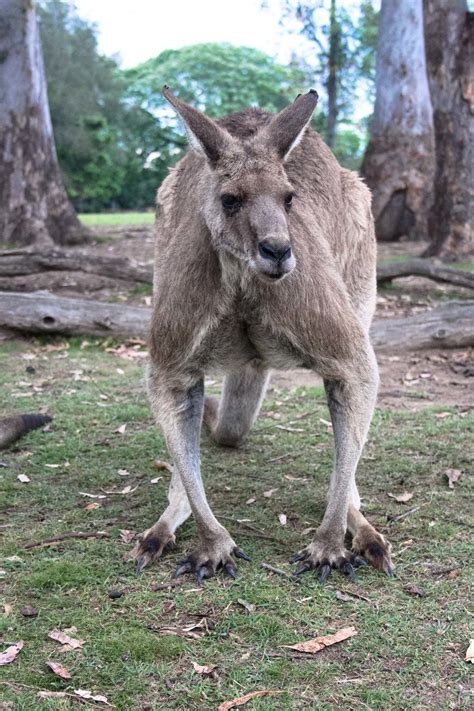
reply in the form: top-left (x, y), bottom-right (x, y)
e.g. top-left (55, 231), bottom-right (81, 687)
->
top-left (130, 87), bottom-right (393, 582)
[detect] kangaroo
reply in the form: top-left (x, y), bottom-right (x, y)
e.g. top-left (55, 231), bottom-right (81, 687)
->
top-left (130, 86), bottom-right (393, 584)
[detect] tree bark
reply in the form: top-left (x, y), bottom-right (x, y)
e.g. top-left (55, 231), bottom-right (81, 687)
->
top-left (376, 258), bottom-right (474, 290)
top-left (361, 0), bottom-right (435, 242)
top-left (1, 249), bottom-right (472, 291)
top-left (423, 1), bottom-right (474, 260)
top-left (0, 291), bottom-right (472, 352)
top-left (0, 0), bottom-right (88, 247)
top-left (326, 0), bottom-right (339, 149)
top-left (0, 248), bottom-right (153, 283)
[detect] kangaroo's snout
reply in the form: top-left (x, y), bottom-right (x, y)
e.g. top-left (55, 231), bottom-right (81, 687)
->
top-left (258, 240), bottom-right (292, 264)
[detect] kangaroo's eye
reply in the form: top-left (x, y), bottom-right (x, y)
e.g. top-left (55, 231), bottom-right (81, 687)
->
top-left (221, 194), bottom-right (241, 211)
top-left (284, 192), bottom-right (295, 209)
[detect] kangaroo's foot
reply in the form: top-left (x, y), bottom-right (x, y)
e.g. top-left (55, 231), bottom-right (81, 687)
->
top-left (290, 528), bottom-right (366, 584)
top-left (351, 524), bottom-right (393, 576)
top-left (128, 522), bottom-right (177, 574)
top-left (175, 527), bottom-right (251, 584)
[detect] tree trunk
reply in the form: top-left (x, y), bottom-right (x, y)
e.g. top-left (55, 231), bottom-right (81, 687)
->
top-left (361, 0), bottom-right (435, 242)
top-left (1, 291), bottom-right (472, 352)
top-left (0, 0), bottom-right (88, 247)
top-left (423, 1), bottom-right (474, 261)
top-left (326, 0), bottom-right (339, 149)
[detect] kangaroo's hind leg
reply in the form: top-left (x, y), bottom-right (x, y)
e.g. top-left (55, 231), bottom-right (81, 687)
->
top-left (203, 361), bottom-right (271, 447)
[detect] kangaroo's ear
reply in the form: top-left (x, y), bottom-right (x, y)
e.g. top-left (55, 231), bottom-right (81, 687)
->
top-left (263, 90), bottom-right (318, 161)
top-left (163, 85), bottom-right (234, 166)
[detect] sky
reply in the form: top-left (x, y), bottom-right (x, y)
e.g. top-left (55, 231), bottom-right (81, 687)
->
top-left (74, 0), bottom-right (308, 69)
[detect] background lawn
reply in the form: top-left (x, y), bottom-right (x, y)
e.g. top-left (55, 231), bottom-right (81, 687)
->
top-left (79, 213), bottom-right (155, 227)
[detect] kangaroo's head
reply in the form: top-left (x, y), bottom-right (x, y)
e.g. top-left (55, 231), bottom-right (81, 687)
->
top-left (163, 86), bottom-right (318, 283)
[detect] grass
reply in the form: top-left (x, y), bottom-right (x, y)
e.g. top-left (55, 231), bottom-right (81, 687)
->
top-left (0, 338), bottom-right (472, 710)
top-left (79, 212), bottom-right (154, 227)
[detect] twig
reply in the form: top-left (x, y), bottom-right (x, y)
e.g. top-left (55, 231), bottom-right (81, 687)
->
top-left (256, 409), bottom-right (319, 433)
top-left (387, 504), bottom-right (427, 523)
top-left (268, 452), bottom-right (298, 463)
top-left (24, 530), bottom-right (110, 549)
top-left (337, 588), bottom-right (371, 602)
top-left (151, 578), bottom-right (187, 591)
top-left (218, 516), bottom-right (288, 547)
top-left (0, 681), bottom-right (111, 708)
top-left (261, 562), bottom-right (300, 582)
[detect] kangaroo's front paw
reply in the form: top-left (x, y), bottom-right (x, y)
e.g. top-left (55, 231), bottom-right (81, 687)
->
top-left (128, 523), bottom-right (176, 574)
top-left (352, 525), bottom-right (393, 576)
top-left (291, 530), bottom-right (364, 584)
top-left (175, 528), bottom-right (251, 585)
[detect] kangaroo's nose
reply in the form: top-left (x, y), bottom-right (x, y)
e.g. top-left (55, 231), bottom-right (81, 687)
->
top-left (258, 240), bottom-right (292, 263)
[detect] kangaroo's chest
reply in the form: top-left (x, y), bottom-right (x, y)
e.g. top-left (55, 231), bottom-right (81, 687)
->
top-left (197, 307), bottom-right (307, 374)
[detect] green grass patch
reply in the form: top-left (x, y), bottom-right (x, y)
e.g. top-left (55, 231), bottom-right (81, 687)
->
top-left (79, 211), bottom-right (154, 226)
top-left (0, 339), bottom-right (472, 709)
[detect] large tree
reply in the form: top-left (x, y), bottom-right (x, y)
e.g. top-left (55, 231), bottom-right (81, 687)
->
top-left (277, 0), bottom-right (378, 151)
top-left (362, 0), bottom-right (435, 242)
top-left (423, 0), bottom-right (473, 260)
top-left (0, 0), bottom-right (87, 246)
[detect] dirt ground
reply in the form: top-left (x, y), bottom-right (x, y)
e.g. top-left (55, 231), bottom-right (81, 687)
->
top-left (3, 226), bottom-right (473, 410)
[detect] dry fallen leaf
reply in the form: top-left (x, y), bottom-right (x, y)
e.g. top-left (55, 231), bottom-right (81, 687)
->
top-left (0, 641), bottom-right (24, 665)
top-left (114, 424), bottom-right (127, 435)
top-left (74, 689), bottom-right (110, 705)
top-left (218, 689), bottom-right (284, 711)
top-left (160, 618), bottom-right (208, 640)
top-left (117, 468), bottom-right (130, 476)
top-left (17, 474), bottom-right (30, 483)
top-left (2, 603), bottom-right (13, 617)
top-left (388, 491), bottom-right (414, 503)
top-left (103, 485), bottom-right (137, 495)
top-left (84, 502), bottom-right (101, 511)
top-left (434, 411), bottom-right (451, 419)
top-left (37, 691), bottom-right (67, 700)
top-left (237, 598), bottom-right (256, 613)
top-left (48, 628), bottom-right (84, 649)
top-left (192, 661), bottom-right (217, 676)
top-left (119, 529), bottom-right (135, 544)
top-left (47, 660), bottom-right (72, 679)
top-left (465, 639), bottom-right (474, 663)
top-left (246, 497), bottom-right (256, 505)
top-left (150, 476), bottom-right (162, 484)
top-left (283, 626), bottom-right (357, 654)
top-left (278, 513), bottom-right (287, 526)
top-left (153, 459), bottom-right (173, 472)
top-left (445, 468), bottom-right (462, 489)
top-left (263, 488), bottom-right (277, 498)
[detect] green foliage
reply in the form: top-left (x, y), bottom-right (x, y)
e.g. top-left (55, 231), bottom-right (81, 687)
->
top-left (39, 0), bottom-right (128, 210)
top-left (279, 0), bottom-right (379, 153)
top-left (123, 43), bottom-right (310, 199)
top-left (125, 43), bottom-right (307, 116)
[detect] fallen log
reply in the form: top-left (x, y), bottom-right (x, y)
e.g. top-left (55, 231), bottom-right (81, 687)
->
top-left (0, 248), bottom-right (152, 283)
top-left (0, 291), bottom-right (150, 338)
top-left (377, 258), bottom-right (474, 290)
top-left (0, 291), bottom-right (472, 352)
top-left (370, 302), bottom-right (473, 351)
top-left (1, 249), bottom-right (472, 290)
